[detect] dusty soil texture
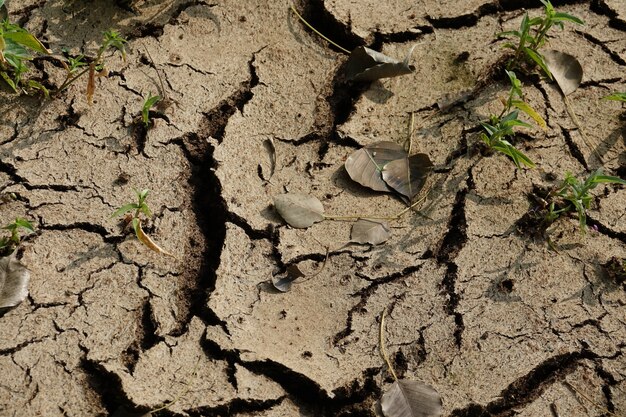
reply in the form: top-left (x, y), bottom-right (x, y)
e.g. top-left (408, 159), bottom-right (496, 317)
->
top-left (1, 0), bottom-right (626, 416)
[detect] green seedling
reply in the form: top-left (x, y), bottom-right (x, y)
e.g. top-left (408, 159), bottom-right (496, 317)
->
top-left (57, 29), bottom-right (127, 101)
top-left (0, 218), bottom-right (34, 255)
top-left (0, 5), bottom-right (51, 94)
top-left (479, 70), bottom-right (545, 168)
top-left (111, 189), bottom-right (174, 257)
top-left (497, 0), bottom-right (583, 78)
top-left (603, 92), bottom-right (626, 103)
top-left (545, 169), bottom-right (626, 234)
top-left (141, 92), bottom-right (161, 128)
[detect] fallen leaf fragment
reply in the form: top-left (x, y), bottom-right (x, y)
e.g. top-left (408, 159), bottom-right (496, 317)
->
top-left (382, 153), bottom-right (433, 201)
top-left (345, 45), bottom-right (416, 82)
top-left (351, 219), bottom-right (391, 245)
top-left (271, 265), bottom-right (305, 292)
top-left (260, 138), bottom-right (277, 181)
top-left (132, 218), bottom-right (175, 258)
top-left (0, 254), bottom-right (30, 309)
top-left (345, 141), bottom-right (407, 192)
top-left (543, 50), bottom-right (583, 96)
top-left (273, 193), bottom-right (325, 228)
top-left (381, 379), bottom-right (443, 417)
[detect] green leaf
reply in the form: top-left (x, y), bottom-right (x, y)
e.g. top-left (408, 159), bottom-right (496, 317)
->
top-left (553, 12), bottom-right (584, 25)
top-left (3, 30), bottom-right (50, 54)
top-left (590, 175), bottom-right (626, 186)
top-left (13, 218), bottom-right (34, 232)
top-left (142, 93), bottom-right (161, 127)
top-left (111, 203), bottom-right (139, 218)
top-left (511, 99), bottom-right (547, 129)
top-left (26, 79), bottom-right (49, 97)
top-left (0, 71), bottom-right (17, 92)
top-left (138, 203), bottom-right (152, 218)
top-left (603, 93), bottom-right (626, 102)
top-left (522, 47), bottom-right (552, 79)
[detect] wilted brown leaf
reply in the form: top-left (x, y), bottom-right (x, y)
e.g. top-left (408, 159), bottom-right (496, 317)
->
top-left (273, 193), bottom-right (325, 228)
top-left (382, 153), bottom-right (433, 201)
top-left (351, 219), bottom-right (391, 245)
top-left (0, 254), bottom-right (30, 309)
top-left (345, 46), bottom-right (416, 82)
top-left (543, 50), bottom-right (583, 96)
top-left (380, 379), bottom-right (443, 417)
top-left (345, 142), bottom-right (407, 193)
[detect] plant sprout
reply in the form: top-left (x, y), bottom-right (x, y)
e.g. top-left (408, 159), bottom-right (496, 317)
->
top-left (497, 0), bottom-right (583, 78)
top-left (603, 93), bottom-right (626, 103)
top-left (142, 92), bottom-right (161, 128)
top-left (111, 189), bottom-right (174, 257)
top-left (0, 12), bottom-right (51, 94)
top-left (0, 218), bottom-right (34, 256)
top-left (479, 70), bottom-right (545, 169)
top-left (546, 169), bottom-right (626, 234)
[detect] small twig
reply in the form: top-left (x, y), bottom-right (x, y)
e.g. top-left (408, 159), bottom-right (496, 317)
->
top-left (379, 307), bottom-right (398, 381)
top-left (563, 95), bottom-right (603, 163)
top-left (148, 354), bottom-right (203, 413)
top-left (289, 4), bottom-right (350, 54)
top-left (405, 111), bottom-right (415, 155)
top-left (564, 381), bottom-right (622, 417)
top-left (323, 184), bottom-right (432, 222)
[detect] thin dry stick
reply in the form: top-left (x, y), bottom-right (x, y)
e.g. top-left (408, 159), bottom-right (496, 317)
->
top-left (148, 354), bottom-right (203, 414)
top-left (563, 95), bottom-right (603, 163)
top-left (564, 381), bottom-right (623, 417)
top-left (289, 4), bottom-right (351, 54)
top-left (379, 307), bottom-right (398, 381)
top-left (405, 111), bottom-right (415, 155)
top-left (322, 182), bottom-right (433, 222)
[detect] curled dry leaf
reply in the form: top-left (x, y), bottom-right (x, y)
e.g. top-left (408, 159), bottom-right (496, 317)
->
top-left (351, 219), bottom-right (391, 245)
top-left (382, 153), bottom-right (433, 201)
top-left (0, 254), bottom-right (30, 309)
top-left (132, 219), bottom-right (175, 258)
top-left (345, 45), bottom-right (416, 82)
top-left (543, 50), bottom-right (583, 96)
top-left (271, 265), bottom-right (305, 292)
top-left (381, 379), bottom-right (443, 417)
top-left (345, 141), bottom-right (407, 192)
top-left (260, 138), bottom-right (277, 181)
top-left (273, 193), bottom-right (325, 228)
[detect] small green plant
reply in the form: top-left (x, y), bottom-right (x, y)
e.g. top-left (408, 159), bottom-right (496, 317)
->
top-left (0, 2), bottom-right (51, 94)
top-left (479, 70), bottom-right (545, 168)
top-left (545, 169), bottom-right (626, 233)
top-left (603, 92), bottom-right (626, 102)
top-left (497, 0), bottom-right (583, 78)
top-left (141, 92), bottom-right (161, 128)
top-left (111, 189), bottom-right (174, 257)
top-left (0, 218), bottom-right (34, 256)
top-left (57, 29), bottom-right (127, 100)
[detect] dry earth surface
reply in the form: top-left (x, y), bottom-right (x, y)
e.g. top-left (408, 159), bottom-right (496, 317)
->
top-left (1, 0), bottom-right (625, 416)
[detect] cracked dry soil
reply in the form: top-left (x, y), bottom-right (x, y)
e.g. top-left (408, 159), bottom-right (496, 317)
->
top-left (1, 0), bottom-right (626, 416)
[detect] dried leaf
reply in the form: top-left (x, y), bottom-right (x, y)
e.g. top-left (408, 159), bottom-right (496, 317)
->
top-left (345, 142), bottom-right (407, 192)
top-left (351, 219), bottom-right (390, 245)
top-left (132, 218), bottom-right (175, 258)
top-left (271, 265), bottom-right (305, 292)
top-left (260, 138), bottom-right (276, 181)
top-left (381, 380), bottom-right (443, 417)
top-left (273, 193), bottom-right (325, 228)
top-left (345, 45), bottom-right (416, 82)
top-left (543, 50), bottom-right (583, 96)
top-left (382, 153), bottom-right (433, 200)
top-left (0, 254), bottom-right (30, 309)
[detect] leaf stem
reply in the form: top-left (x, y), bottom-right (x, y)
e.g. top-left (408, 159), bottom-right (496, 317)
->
top-left (379, 307), bottom-right (398, 381)
top-left (289, 4), bottom-right (350, 54)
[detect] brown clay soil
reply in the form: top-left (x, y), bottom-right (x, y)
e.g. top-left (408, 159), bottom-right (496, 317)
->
top-left (1, 0), bottom-right (626, 416)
